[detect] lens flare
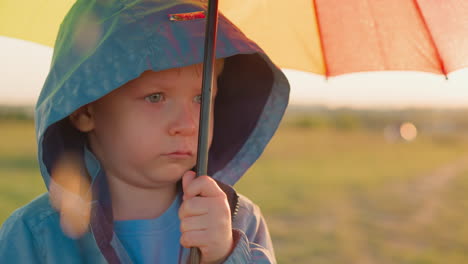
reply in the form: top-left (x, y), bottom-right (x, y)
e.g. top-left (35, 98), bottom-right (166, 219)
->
top-left (74, 13), bottom-right (101, 54)
top-left (400, 122), bottom-right (418, 142)
top-left (50, 152), bottom-right (91, 238)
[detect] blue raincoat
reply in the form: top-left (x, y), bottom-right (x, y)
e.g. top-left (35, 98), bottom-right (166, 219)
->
top-left (0, 0), bottom-right (289, 263)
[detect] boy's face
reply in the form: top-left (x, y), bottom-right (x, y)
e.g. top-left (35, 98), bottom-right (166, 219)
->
top-left (73, 64), bottom-right (219, 188)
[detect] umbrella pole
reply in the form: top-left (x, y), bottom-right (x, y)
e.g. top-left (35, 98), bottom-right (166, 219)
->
top-left (190, 0), bottom-right (219, 263)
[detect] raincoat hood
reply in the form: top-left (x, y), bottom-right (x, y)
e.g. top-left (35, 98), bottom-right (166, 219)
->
top-left (36, 0), bottom-right (289, 191)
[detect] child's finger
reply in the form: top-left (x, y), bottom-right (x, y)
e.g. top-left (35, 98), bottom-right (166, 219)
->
top-left (183, 175), bottom-right (224, 199)
top-left (178, 196), bottom-right (210, 218)
top-left (180, 230), bottom-right (208, 248)
top-left (180, 215), bottom-right (209, 233)
top-left (182, 170), bottom-right (196, 199)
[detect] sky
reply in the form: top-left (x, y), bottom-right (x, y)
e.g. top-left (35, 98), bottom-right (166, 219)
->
top-left (2, 36), bottom-right (468, 109)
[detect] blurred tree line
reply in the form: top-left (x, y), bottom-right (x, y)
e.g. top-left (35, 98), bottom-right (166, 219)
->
top-left (2, 105), bottom-right (468, 134)
top-left (0, 106), bottom-right (34, 121)
top-left (284, 106), bottom-right (468, 134)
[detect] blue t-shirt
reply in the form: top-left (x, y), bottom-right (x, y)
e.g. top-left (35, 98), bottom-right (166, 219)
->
top-left (114, 193), bottom-right (182, 264)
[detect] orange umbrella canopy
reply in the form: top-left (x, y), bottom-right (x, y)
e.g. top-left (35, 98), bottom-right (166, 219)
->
top-left (220, 0), bottom-right (468, 77)
top-left (1, 0), bottom-right (467, 77)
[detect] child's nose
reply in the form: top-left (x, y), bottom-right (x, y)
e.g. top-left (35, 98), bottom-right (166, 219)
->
top-left (168, 103), bottom-right (198, 136)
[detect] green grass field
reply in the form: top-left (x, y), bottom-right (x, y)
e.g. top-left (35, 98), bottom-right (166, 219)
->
top-left (2, 117), bottom-right (468, 263)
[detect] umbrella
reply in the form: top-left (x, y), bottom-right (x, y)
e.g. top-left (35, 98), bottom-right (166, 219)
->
top-left (0, 1), bottom-right (73, 47)
top-left (3, 0), bottom-right (468, 77)
top-left (220, 0), bottom-right (468, 78)
top-left (2, 0), bottom-right (468, 263)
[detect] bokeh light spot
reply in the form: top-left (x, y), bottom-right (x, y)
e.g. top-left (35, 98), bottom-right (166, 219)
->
top-left (400, 122), bottom-right (418, 142)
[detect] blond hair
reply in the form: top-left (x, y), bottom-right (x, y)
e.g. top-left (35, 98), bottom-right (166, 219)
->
top-left (185, 58), bottom-right (225, 77)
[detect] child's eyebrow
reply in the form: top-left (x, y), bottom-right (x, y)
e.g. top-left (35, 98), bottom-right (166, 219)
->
top-left (131, 81), bottom-right (209, 96)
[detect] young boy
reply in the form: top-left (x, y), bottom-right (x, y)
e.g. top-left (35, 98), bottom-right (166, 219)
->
top-left (0, 0), bottom-right (289, 263)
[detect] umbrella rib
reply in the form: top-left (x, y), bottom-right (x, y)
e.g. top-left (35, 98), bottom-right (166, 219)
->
top-left (412, 0), bottom-right (447, 78)
top-left (312, 0), bottom-right (328, 79)
top-left (365, 0), bottom-right (388, 72)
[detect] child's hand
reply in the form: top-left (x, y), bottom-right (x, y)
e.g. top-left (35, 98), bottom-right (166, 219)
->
top-left (179, 171), bottom-right (234, 264)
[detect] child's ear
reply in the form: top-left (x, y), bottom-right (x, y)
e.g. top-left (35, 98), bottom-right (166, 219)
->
top-left (69, 104), bottom-right (95, 132)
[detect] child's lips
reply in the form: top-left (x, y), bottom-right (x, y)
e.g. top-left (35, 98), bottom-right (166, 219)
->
top-left (163, 151), bottom-right (194, 159)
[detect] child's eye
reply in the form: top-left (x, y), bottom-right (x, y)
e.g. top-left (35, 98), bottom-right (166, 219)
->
top-left (145, 93), bottom-right (164, 103)
top-left (193, 95), bottom-right (202, 104)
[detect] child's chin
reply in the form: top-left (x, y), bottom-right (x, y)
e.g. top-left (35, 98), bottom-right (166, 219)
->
top-left (145, 165), bottom-right (192, 183)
